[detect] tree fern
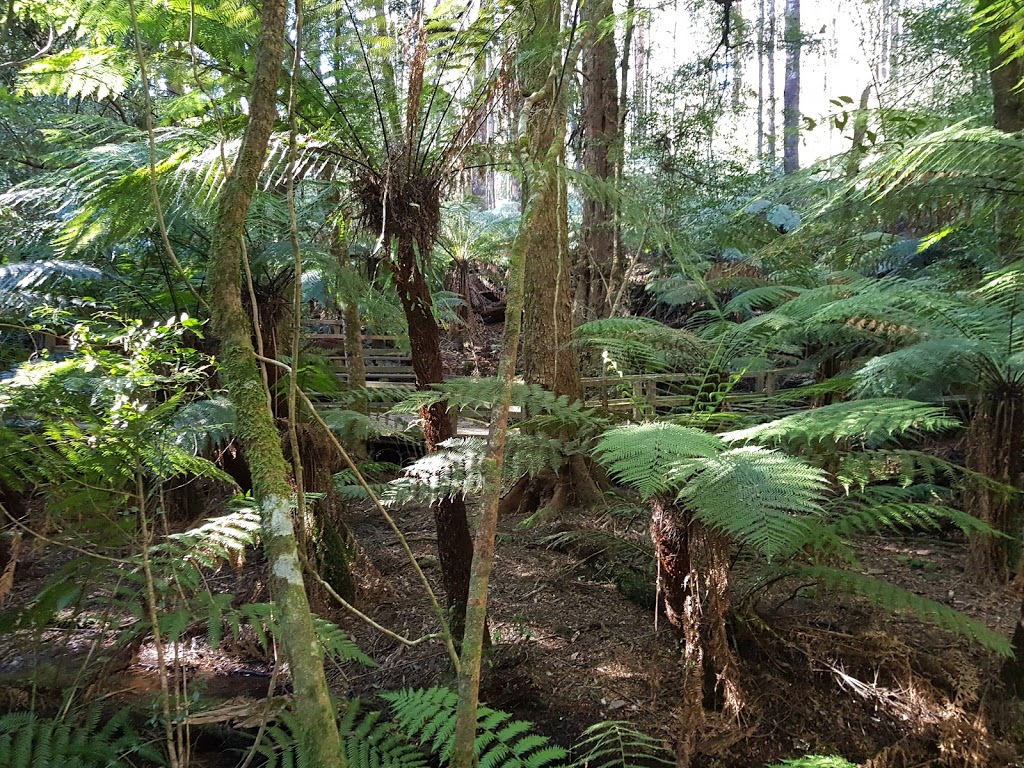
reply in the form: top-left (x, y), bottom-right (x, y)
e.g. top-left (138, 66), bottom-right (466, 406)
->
top-left (594, 423), bottom-right (724, 499)
top-left (381, 434), bottom-right (564, 507)
top-left (673, 446), bottom-right (829, 560)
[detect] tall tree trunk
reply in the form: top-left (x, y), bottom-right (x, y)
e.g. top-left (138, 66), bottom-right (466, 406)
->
top-left (450, 128), bottom-right (532, 768)
top-left (507, 0), bottom-right (602, 520)
top-left (578, 0), bottom-right (620, 321)
top-left (767, 0), bottom-right (777, 161)
top-left (757, 0), bottom-right (765, 159)
top-left (391, 234), bottom-right (474, 642)
top-left (967, 394), bottom-right (1024, 583)
top-left (205, 0), bottom-right (343, 761)
top-left (782, 0), bottom-right (800, 174)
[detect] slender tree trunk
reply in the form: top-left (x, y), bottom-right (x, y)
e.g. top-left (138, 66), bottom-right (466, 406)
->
top-left (730, 2), bottom-right (743, 111)
top-left (757, 0), bottom-right (765, 159)
top-left (391, 234), bottom-right (474, 641)
top-left (767, 0), bottom-right (777, 161)
top-left (450, 128), bottom-right (531, 768)
top-left (205, 0), bottom-right (343, 761)
top-left (578, 0), bottom-right (620, 321)
top-left (844, 83), bottom-right (873, 177)
top-left (782, 0), bottom-right (800, 174)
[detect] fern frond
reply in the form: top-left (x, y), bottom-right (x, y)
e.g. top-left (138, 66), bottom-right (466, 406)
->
top-left (0, 706), bottom-right (158, 768)
top-left (594, 423), bottom-right (724, 499)
top-left (797, 566), bottom-right (1011, 656)
top-left (676, 447), bottom-right (829, 559)
top-left (383, 687), bottom-right (569, 768)
top-left (572, 720), bottom-right (672, 768)
top-left (722, 399), bottom-right (959, 449)
top-left (574, 317), bottom-right (707, 374)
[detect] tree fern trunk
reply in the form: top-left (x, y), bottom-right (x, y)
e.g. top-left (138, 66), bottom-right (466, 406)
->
top-left (392, 233), bottom-right (473, 643)
top-left (967, 394), bottom-right (1024, 583)
top-left (205, 0), bottom-right (343, 761)
top-left (650, 496), bottom-right (742, 766)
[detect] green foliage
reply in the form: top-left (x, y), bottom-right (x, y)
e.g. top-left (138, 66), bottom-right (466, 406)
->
top-left (594, 423), bottom-right (724, 498)
top-left (382, 687), bottom-right (569, 768)
top-left (18, 47), bottom-right (133, 102)
top-left (723, 399), bottom-right (960, 450)
top-left (574, 317), bottom-right (708, 374)
top-left (796, 566), bottom-right (1011, 656)
top-left (381, 434), bottom-right (564, 506)
top-left (390, 378), bottom-right (610, 436)
top-left (766, 758), bottom-right (856, 768)
top-left (572, 720), bottom-right (672, 768)
top-left (0, 707), bottom-right (163, 768)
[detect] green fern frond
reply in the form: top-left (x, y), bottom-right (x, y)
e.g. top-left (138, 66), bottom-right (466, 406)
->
top-left (312, 617), bottom-right (375, 666)
top-left (572, 720), bottom-right (672, 768)
top-left (574, 317), bottom-right (707, 374)
top-left (594, 423), bottom-right (724, 499)
top-left (722, 399), bottom-right (959, 449)
top-left (797, 566), bottom-right (1012, 656)
top-left (382, 687), bottom-right (569, 768)
top-left (18, 47), bottom-right (133, 102)
top-left (170, 396), bottom-right (236, 454)
top-left (338, 699), bottom-right (430, 768)
top-left (827, 485), bottom-right (998, 537)
top-left (0, 706), bottom-right (161, 768)
top-left (676, 447), bottom-right (828, 559)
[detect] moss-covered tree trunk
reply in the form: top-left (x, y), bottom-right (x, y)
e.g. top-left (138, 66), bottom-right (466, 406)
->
top-left (510, 0), bottom-right (601, 519)
top-left (205, 0), bottom-right (343, 761)
top-left (392, 233), bottom-right (474, 642)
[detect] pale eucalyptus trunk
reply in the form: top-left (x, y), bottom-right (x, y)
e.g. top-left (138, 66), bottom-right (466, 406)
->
top-left (206, 0), bottom-right (343, 761)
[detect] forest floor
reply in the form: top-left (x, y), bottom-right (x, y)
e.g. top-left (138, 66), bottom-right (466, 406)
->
top-left (2, 324), bottom-right (1024, 766)
top-left (5, 501), bottom-right (1020, 767)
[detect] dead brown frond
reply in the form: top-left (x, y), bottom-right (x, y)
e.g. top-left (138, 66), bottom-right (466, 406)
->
top-left (352, 156), bottom-right (443, 246)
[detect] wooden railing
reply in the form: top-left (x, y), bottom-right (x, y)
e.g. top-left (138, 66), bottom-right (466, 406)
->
top-left (304, 321), bottom-right (806, 427)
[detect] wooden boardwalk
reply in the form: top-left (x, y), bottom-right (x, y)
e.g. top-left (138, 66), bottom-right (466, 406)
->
top-left (304, 322), bottom-right (803, 438)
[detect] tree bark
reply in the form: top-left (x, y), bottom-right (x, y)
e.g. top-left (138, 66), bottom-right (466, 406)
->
top-left (767, 0), bottom-right (777, 162)
top-left (967, 394), bottom-right (1024, 583)
top-left (577, 0), bottom-right (620, 322)
top-left (391, 234), bottom-right (474, 642)
top-left (650, 496), bottom-right (741, 767)
top-left (512, 0), bottom-right (602, 517)
top-left (782, 0), bottom-right (800, 174)
top-left (757, 0), bottom-right (765, 159)
top-left (450, 125), bottom-right (531, 768)
top-left (205, 0), bottom-right (343, 761)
